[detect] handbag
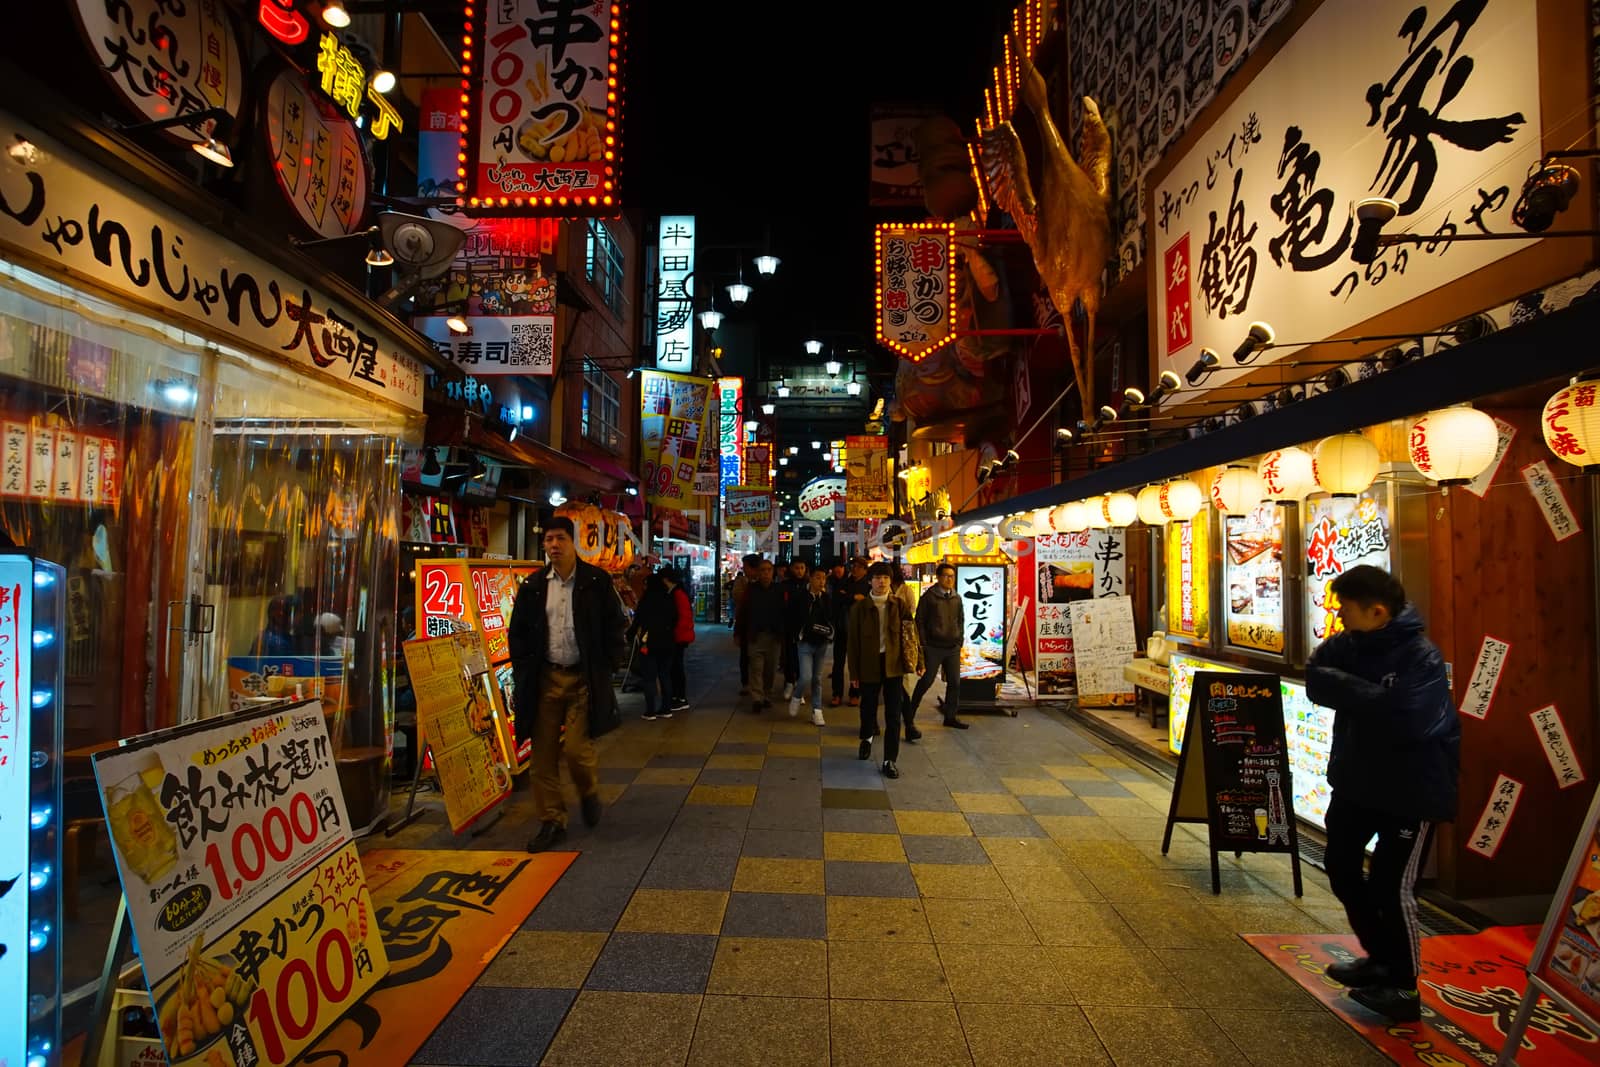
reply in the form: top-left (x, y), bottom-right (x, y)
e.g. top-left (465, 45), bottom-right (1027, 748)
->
top-left (806, 620), bottom-right (835, 643)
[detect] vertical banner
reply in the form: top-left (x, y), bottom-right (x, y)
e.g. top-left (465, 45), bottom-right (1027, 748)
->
top-left (402, 633), bottom-right (513, 832)
top-left (655, 216), bottom-right (696, 371)
top-left (844, 435), bottom-right (891, 518)
top-left (744, 444), bottom-right (771, 489)
top-left (416, 87), bottom-right (463, 197)
top-left (1034, 532), bottom-right (1094, 695)
top-left (717, 377), bottom-right (744, 494)
top-left (639, 370), bottom-right (712, 511)
top-left (1303, 491), bottom-right (1391, 652)
top-left (1165, 517), bottom-right (1212, 642)
top-left (1068, 596), bottom-right (1137, 704)
top-left (461, 0), bottom-right (624, 213)
top-left (92, 703), bottom-right (389, 1067)
top-left (874, 222), bottom-right (954, 361)
top-left (957, 564), bottom-right (1006, 697)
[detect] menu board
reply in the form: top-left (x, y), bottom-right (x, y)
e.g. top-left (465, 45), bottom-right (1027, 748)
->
top-left (1279, 677), bottom-right (1335, 829)
top-left (1194, 672), bottom-right (1299, 851)
top-left (1067, 596), bottom-right (1137, 704)
top-left (1521, 788), bottom-right (1600, 1043)
top-left (93, 702), bottom-right (388, 1067)
top-left (1224, 502), bottom-right (1285, 654)
top-left (1168, 652), bottom-right (1239, 755)
top-left (956, 564), bottom-right (1006, 697)
top-left (402, 633), bottom-right (513, 832)
top-left (1304, 489), bottom-right (1391, 652)
top-left (1165, 515), bottom-right (1212, 641)
top-left (1034, 532), bottom-right (1095, 695)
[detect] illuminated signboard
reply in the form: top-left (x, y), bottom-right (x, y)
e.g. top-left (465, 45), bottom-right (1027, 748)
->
top-left (1303, 489), bottom-right (1391, 653)
top-left (656, 216), bottom-right (696, 371)
top-left (1165, 514), bottom-right (1211, 641)
top-left (874, 222), bottom-right (953, 362)
top-left (459, 0), bottom-right (625, 213)
top-left (798, 476), bottom-right (847, 521)
top-left (1223, 502), bottom-right (1285, 654)
top-left (718, 376), bottom-right (743, 494)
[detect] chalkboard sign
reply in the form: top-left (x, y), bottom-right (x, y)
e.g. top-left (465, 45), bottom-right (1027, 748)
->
top-left (1163, 670), bottom-right (1303, 895)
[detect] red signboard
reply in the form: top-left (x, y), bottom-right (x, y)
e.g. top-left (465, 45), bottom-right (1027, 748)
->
top-left (459, 1), bottom-right (626, 215)
top-left (1164, 234), bottom-right (1193, 355)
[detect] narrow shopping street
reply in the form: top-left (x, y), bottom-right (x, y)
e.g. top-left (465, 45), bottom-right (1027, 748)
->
top-left (385, 627), bottom-right (1378, 1067)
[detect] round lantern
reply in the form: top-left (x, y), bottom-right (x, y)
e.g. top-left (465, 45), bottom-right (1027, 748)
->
top-left (1257, 446), bottom-right (1317, 505)
top-left (1159, 479), bottom-right (1205, 522)
top-left (1210, 465), bottom-right (1266, 514)
top-left (1313, 433), bottom-right (1381, 497)
top-left (1135, 485), bottom-right (1170, 525)
top-left (1058, 500), bottom-right (1091, 532)
top-left (1543, 379), bottom-right (1600, 473)
top-left (1032, 507), bottom-right (1054, 534)
top-left (1103, 491), bottom-right (1139, 527)
top-left (1086, 497), bottom-right (1110, 529)
top-left (1408, 406), bottom-right (1499, 485)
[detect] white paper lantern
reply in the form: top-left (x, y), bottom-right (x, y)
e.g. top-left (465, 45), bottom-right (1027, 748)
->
top-left (1313, 433), bottom-right (1381, 497)
top-left (1210, 465), bottom-right (1266, 514)
top-left (1031, 508), bottom-right (1054, 534)
top-left (1086, 496), bottom-right (1110, 529)
top-left (1103, 491), bottom-right (1138, 527)
top-left (1159, 479), bottom-right (1205, 522)
top-left (1058, 500), bottom-right (1091, 532)
top-left (1135, 485), bottom-right (1169, 525)
top-left (1543, 380), bottom-right (1600, 472)
top-left (1257, 447), bottom-right (1317, 504)
top-left (1409, 406), bottom-right (1499, 485)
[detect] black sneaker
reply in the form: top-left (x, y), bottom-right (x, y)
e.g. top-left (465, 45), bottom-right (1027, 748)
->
top-left (581, 793), bottom-right (603, 828)
top-left (641, 711), bottom-right (659, 721)
top-left (858, 739), bottom-right (872, 761)
top-left (1326, 957), bottom-right (1389, 988)
top-left (670, 699), bottom-right (691, 712)
top-left (1350, 985), bottom-right (1421, 1022)
top-left (527, 822), bottom-right (567, 853)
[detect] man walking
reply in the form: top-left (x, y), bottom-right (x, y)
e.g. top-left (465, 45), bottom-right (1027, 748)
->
top-left (909, 562), bottom-right (969, 731)
top-left (744, 559), bottom-right (787, 712)
top-left (1307, 565), bottom-right (1459, 1023)
top-left (509, 517), bottom-right (628, 852)
top-left (732, 554), bottom-right (760, 694)
top-left (780, 559), bottom-right (810, 699)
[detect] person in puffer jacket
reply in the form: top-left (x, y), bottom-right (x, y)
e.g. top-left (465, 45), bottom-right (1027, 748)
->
top-left (1306, 565), bottom-right (1459, 1024)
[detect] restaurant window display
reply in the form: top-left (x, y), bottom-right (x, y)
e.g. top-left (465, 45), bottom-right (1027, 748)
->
top-left (1223, 501), bottom-right (1286, 654)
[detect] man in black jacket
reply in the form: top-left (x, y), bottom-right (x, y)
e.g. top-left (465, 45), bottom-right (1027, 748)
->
top-left (744, 559), bottom-right (787, 711)
top-left (908, 561), bottom-right (970, 731)
top-left (508, 517), bottom-right (628, 852)
top-left (1307, 565), bottom-right (1459, 1023)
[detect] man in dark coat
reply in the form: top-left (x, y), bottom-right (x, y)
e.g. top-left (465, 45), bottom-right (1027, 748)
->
top-left (909, 561), bottom-right (969, 731)
top-left (509, 516), bottom-right (628, 852)
top-left (1307, 565), bottom-right (1459, 1023)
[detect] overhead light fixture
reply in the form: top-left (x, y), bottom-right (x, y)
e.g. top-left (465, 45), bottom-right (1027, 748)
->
top-left (823, 452), bottom-right (833, 461)
top-left (825, 359), bottom-right (842, 376)
top-left (754, 255), bottom-right (780, 275)
top-left (1098, 405), bottom-right (1119, 422)
top-left (548, 489), bottom-right (567, 506)
top-left (445, 315), bottom-right (469, 335)
top-left (804, 338), bottom-right (823, 356)
top-left (699, 309), bottom-right (724, 330)
top-left (1514, 160), bottom-right (1582, 233)
top-left (745, 419), bottom-right (760, 431)
top-left (776, 382), bottom-right (790, 398)
top-left (625, 366), bottom-right (638, 379)
top-left (846, 380), bottom-right (862, 396)
top-left (1000, 449), bottom-right (1020, 469)
top-left (370, 69), bottom-right (397, 95)
top-left (812, 440), bottom-right (822, 449)
top-left (157, 379), bottom-right (195, 406)
top-left (521, 404), bottom-right (535, 421)
top-left (761, 401), bottom-right (775, 415)
top-left (322, 1), bottom-right (351, 27)
top-left (625, 484), bottom-right (639, 496)
top-left (507, 423), bottom-right (519, 442)
top-left (192, 135), bottom-right (234, 168)
top-left (117, 106), bottom-right (236, 168)
top-left (1145, 369), bottom-right (1183, 406)
top-left (726, 281), bottom-right (751, 305)
top-left (779, 456), bottom-right (789, 466)
top-left (365, 229), bottom-right (395, 267)
top-left (1351, 197), bottom-right (1399, 264)
top-left (1122, 386), bottom-right (1146, 405)
top-left (7, 135), bottom-right (43, 166)
top-left (1184, 347), bottom-right (1221, 385)
top-left (1232, 321), bottom-right (1275, 364)
top-left (1054, 427), bottom-right (1073, 444)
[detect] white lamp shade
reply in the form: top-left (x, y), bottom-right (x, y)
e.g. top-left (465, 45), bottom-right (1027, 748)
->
top-left (1313, 434), bottom-right (1381, 496)
top-left (726, 282), bottom-right (752, 304)
top-left (754, 255), bottom-right (781, 275)
top-left (1409, 406), bottom-right (1499, 485)
top-left (804, 338), bottom-right (824, 355)
top-left (1104, 491), bottom-right (1139, 527)
top-left (825, 359), bottom-right (842, 376)
top-left (699, 309), bottom-right (724, 330)
top-left (776, 384), bottom-right (790, 398)
top-left (1135, 485), bottom-right (1169, 525)
top-left (846, 380), bottom-right (862, 396)
top-left (1210, 465), bottom-right (1266, 514)
top-left (1159, 479), bottom-right (1205, 522)
top-left (1258, 447), bottom-right (1317, 504)
top-left (1542, 381), bottom-right (1600, 470)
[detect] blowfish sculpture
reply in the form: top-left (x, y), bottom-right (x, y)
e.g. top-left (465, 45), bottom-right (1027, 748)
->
top-left (980, 55), bottom-right (1112, 425)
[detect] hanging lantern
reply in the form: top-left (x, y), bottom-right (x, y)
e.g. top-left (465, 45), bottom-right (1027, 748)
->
top-left (1542, 379), bottom-right (1600, 473)
top-left (1103, 491), bottom-right (1138, 527)
top-left (1258, 446), bottom-right (1317, 505)
top-left (1313, 433), bottom-right (1381, 497)
top-left (1409, 406), bottom-right (1499, 486)
top-left (1058, 500), bottom-right (1091, 532)
top-left (1210, 465), bottom-right (1266, 514)
top-left (1032, 507), bottom-right (1054, 534)
top-left (1159, 479), bottom-right (1205, 522)
top-left (1135, 485), bottom-right (1170, 525)
top-left (1086, 496), bottom-right (1110, 529)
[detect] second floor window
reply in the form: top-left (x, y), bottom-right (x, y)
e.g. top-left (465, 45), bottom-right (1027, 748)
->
top-left (582, 359), bottom-right (622, 452)
top-left (586, 219), bottom-right (625, 319)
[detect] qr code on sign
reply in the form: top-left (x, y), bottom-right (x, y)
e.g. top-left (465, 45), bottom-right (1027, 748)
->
top-left (510, 320), bottom-right (554, 374)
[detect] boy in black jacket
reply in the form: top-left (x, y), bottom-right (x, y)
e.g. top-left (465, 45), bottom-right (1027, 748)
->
top-left (1307, 565), bottom-right (1460, 1022)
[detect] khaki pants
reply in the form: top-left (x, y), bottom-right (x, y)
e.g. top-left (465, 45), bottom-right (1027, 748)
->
top-left (747, 632), bottom-right (783, 704)
top-left (532, 665), bottom-right (599, 827)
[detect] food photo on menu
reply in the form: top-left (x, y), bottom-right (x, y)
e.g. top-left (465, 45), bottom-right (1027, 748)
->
top-left (1225, 502), bottom-right (1285, 653)
top-left (1553, 833), bottom-right (1600, 998)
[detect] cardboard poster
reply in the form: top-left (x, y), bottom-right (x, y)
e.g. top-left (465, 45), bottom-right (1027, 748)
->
top-left (1067, 596), bottom-right (1137, 704)
top-left (1467, 773), bottom-right (1523, 859)
top-left (1460, 635), bottom-right (1511, 720)
top-left (92, 702), bottom-right (388, 1067)
top-left (402, 634), bottom-right (513, 831)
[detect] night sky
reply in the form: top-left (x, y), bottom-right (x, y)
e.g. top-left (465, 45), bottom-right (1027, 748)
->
top-left (625, 4), bottom-right (1001, 390)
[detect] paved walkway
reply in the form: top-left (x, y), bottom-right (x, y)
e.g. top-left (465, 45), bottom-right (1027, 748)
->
top-left (392, 627), bottom-right (1383, 1066)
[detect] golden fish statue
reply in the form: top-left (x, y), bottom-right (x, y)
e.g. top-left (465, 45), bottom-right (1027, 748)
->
top-left (980, 55), bottom-right (1112, 425)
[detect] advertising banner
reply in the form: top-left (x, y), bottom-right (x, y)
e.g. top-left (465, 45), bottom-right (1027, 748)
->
top-left (844, 435), bottom-right (891, 518)
top-left (640, 370), bottom-right (713, 511)
top-left (92, 702), bottom-right (388, 1067)
top-left (264, 68), bottom-right (369, 239)
top-left (744, 444), bottom-right (771, 489)
top-left (412, 314), bottom-right (555, 376)
top-left (1224, 501), bottom-right (1285, 654)
top-left (1304, 490), bottom-right (1390, 652)
top-left (724, 486), bottom-right (774, 532)
top-left (655, 217), bottom-right (696, 371)
top-left (1067, 596), bottom-right (1137, 704)
top-left (875, 222), bottom-right (953, 362)
top-left (798, 476), bottom-right (847, 521)
top-left (1033, 532), bottom-right (1094, 694)
top-left (956, 564), bottom-right (1006, 696)
top-left (1151, 0), bottom-right (1546, 396)
top-left (461, 0), bottom-right (623, 213)
top-left (1165, 517), bottom-right (1212, 642)
top-left (717, 377), bottom-right (743, 493)
top-left (402, 634), bottom-right (513, 832)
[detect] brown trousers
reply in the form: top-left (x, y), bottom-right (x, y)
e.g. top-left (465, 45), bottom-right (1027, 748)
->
top-left (532, 665), bottom-right (599, 827)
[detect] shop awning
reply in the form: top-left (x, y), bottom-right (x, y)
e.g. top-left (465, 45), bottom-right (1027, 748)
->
top-left (954, 298), bottom-right (1600, 526)
top-left (571, 450), bottom-right (644, 518)
top-left (464, 424), bottom-right (627, 494)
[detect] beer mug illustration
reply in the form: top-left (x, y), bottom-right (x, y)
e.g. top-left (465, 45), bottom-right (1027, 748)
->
top-left (106, 752), bottom-right (179, 884)
top-left (1253, 808), bottom-right (1269, 840)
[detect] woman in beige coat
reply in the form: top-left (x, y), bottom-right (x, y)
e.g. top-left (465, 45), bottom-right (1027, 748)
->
top-left (847, 562), bottom-right (909, 778)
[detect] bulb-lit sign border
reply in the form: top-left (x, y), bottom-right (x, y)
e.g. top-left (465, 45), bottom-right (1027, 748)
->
top-left (873, 221), bottom-right (955, 363)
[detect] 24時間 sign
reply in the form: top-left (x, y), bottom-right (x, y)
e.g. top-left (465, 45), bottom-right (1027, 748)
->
top-left (459, 0), bottom-right (625, 214)
top-left (875, 222), bottom-right (952, 361)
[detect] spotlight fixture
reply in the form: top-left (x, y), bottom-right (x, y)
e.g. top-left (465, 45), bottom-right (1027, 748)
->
top-left (1513, 159), bottom-right (1581, 233)
top-left (370, 69), bottom-right (397, 95)
top-left (1350, 197), bottom-right (1399, 264)
top-left (1000, 449), bottom-right (1020, 469)
top-left (468, 455), bottom-right (488, 481)
top-left (1098, 405), bottom-right (1119, 422)
top-left (322, 1), bottom-right (351, 28)
top-left (1145, 370), bottom-right (1183, 406)
top-left (445, 315), bottom-right (469, 334)
top-left (745, 420), bottom-right (760, 431)
top-left (804, 338), bottom-right (823, 356)
top-left (825, 359), bottom-right (842, 377)
top-left (1055, 427), bottom-right (1073, 443)
top-left (521, 404), bottom-right (535, 421)
top-left (117, 106), bottom-right (235, 168)
top-left (754, 255), bottom-right (781, 275)
top-left (1122, 387), bottom-right (1146, 406)
top-left (1231, 321), bottom-right (1275, 364)
top-left (699, 309), bottom-right (724, 330)
top-left (779, 456), bottom-right (789, 466)
top-left (548, 489), bottom-right (567, 506)
top-left (625, 484), bottom-right (639, 496)
top-left (975, 461), bottom-right (994, 485)
top-left (1184, 347), bottom-right (1221, 385)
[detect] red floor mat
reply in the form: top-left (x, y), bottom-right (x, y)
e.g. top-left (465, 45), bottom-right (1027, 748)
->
top-left (1243, 926), bottom-right (1598, 1064)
